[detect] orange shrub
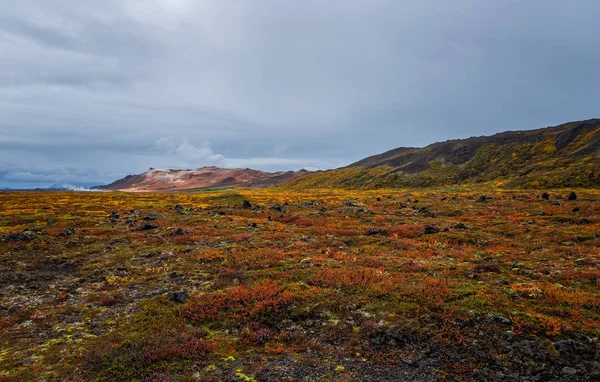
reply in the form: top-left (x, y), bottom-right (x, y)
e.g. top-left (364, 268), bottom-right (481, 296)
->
top-left (184, 280), bottom-right (295, 324)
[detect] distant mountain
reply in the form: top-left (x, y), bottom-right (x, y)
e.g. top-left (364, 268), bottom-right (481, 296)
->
top-left (97, 167), bottom-right (310, 192)
top-left (283, 119), bottom-right (600, 189)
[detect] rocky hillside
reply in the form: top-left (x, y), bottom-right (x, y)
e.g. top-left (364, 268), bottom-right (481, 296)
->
top-left (284, 119), bottom-right (600, 189)
top-left (98, 167), bottom-right (310, 192)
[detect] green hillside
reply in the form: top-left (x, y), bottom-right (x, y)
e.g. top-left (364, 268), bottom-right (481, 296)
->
top-left (283, 119), bottom-right (600, 189)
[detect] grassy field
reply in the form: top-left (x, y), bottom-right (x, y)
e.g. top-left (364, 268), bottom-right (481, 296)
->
top-left (1, 189), bottom-right (599, 381)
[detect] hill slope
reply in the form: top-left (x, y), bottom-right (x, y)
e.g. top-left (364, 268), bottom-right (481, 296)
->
top-left (284, 119), bottom-right (600, 189)
top-left (98, 167), bottom-right (310, 192)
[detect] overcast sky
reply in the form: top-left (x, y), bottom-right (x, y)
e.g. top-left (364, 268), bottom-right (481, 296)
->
top-left (1, 0), bottom-right (599, 188)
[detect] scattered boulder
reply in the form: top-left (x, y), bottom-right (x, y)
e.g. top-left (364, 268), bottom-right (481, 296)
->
top-left (454, 222), bottom-right (469, 230)
top-left (167, 290), bottom-right (188, 303)
top-left (476, 195), bottom-right (489, 203)
top-left (171, 227), bottom-right (193, 236)
top-left (541, 192), bottom-right (550, 200)
top-left (241, 200), bottom-right (252, 209)
top-left (175, 204), bottom-right (185, 213)
top-left (568, 192), bottom-right (577, 201)
top-left (424, 225), bottom-right (439, 234)
top-left (60, 228), bottom-right (76, 237)
top-left (109, 212), bottom-right (120, 222)
top-left (572, 207), bottom-right (581, 212)
top-left (271, 203), bottom-right (283, 212)
top-left (365, 228), bottom-right (381, 236)
top-left (1, 231), bottom-right (32, 242)
top-left (143, 213), bottom-right (159, 221)
top-left (561, 367), bottom-right (577, 376)
top-left (415, 206), bottom-right (436, 217)
top-left (136, 223), bottom-right (158, 231)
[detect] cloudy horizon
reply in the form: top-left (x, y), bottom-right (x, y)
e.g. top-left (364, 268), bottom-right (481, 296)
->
top-left (1, 0), bottom-right (599, 188)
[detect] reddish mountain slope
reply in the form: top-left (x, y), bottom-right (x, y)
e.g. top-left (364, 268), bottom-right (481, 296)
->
top-left (98, 167), bottom-right (310, 192)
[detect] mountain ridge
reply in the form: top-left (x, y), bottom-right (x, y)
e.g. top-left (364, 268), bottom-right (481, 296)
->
top-left (284, 119), bottom-right (600, 189)
top-left (97, 166), bottom-right (310, 192)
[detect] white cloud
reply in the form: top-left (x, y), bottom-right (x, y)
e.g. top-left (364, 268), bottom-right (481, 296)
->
top-left (155, 137), bottom-right (224, 166)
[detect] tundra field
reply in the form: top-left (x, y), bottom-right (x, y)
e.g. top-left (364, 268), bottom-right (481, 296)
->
top-left (1, 189), bottom-right (599, 381)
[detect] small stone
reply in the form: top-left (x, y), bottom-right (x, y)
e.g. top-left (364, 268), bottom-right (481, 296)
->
top-left (60, 228), bottom-right (76, 236)
top-left (136, 223), bottom-right (158, 231)
top-left (241, 200), bottom-right (252, 209)
top-left (168, 291), bottom-right (188, 303)
top-left (365, 228), bottom-right (381, 236)
top-left (541, 192), bottom-right (550, 200)
top-left (454, 222), bottom-right (468, 230)
top-left (568, 192), bottom-right (577, 201)
top-left (424, 225), bottom-right (439, 234)
top-left (561, 367), bottom-right (577, 376)
top-left (109, 212), bottom-right (120, 222)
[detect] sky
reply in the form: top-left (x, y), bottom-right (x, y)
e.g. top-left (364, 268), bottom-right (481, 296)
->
top-left (1, 0), bottom-right (599, 188)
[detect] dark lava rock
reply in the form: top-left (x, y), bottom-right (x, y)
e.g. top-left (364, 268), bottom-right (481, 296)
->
top-left (109, 212), bottom-right (120, 222)
top-left (541, 192), bottom-right (550, 200)
top-left (167, 291), bottom-right (188, 303)
top-left (554, 339), bottom-right (594, 356)
top-left (60, 228), bottom-right (76, 237)
top-left (1, 231), bottom-right (32, 242)
top-left (454, 222), bottom-right (469, 230)
top-left (424, 225), bottom-right (439, 234)
top-left (573, 207), bottom-right (581, 212)
top-left (550, 200), bottom-right (560, 206)
top-left (143, 213), bottom-right (159, 221)
top-left (175, 204), bottom-right (185, 213)
top-left (171, 227), bottom-right (185, 236)
top-left (568, 192), bottom-right (578, 201)
top-left (415, 207), bottom-right (436, 217)
top-left (271, 203), bottom-right (283, 212)
top-left (476, 195), bottom-right (489, 203)
top-left (249, 222), bottom-right (257, 228)
top-left (365, 228), bottom-right (381, 236)
top-left (241, 200), bottom-right (252, 209)
top-left (136, 223), bottom-right (158, 231)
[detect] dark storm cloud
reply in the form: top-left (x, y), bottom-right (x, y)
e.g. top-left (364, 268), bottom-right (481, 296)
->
top-left (1, 0), bottom-right (599, 187)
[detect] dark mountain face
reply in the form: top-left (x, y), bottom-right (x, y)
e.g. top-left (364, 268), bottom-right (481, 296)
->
top-left (284, 119), bottom-right (600, 189)
top-left (348, 119), bottom-right (600, 172)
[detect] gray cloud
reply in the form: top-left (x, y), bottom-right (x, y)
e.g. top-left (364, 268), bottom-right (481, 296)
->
top-left (1, 0), bottom-right (599, 188)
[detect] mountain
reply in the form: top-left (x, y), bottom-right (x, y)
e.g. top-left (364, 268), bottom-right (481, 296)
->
top-left (283, 119), bottom-right (600, 189)
top-left (97, 167), bottom-right (310, 192)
